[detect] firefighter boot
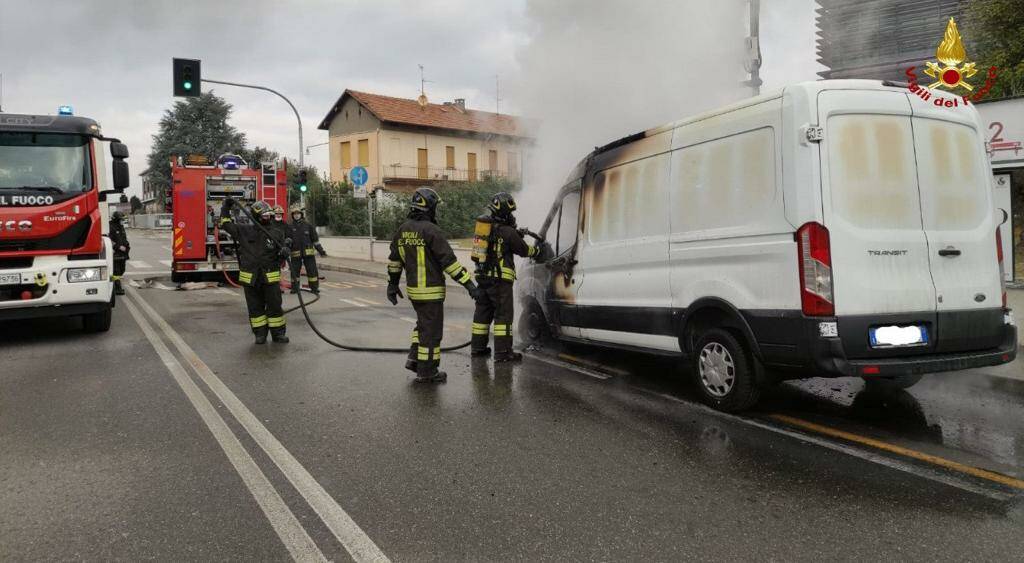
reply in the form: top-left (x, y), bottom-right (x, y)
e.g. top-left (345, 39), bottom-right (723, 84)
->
top-left (254, 327), bottom-right (269, 345)
top-left (271, 328), bottom-right (289, 344)
top-left (471, 334), bottom-right (491, 357)
top-left (414, 360), bottom-right (447, 383)
top-left (114, 280), bottom-right (125, 296)
top-left (494, 351), bottom-right (523, 363)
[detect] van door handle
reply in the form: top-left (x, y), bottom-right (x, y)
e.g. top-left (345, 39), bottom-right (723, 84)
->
top-left (938, 247), bottom-right (961, 257)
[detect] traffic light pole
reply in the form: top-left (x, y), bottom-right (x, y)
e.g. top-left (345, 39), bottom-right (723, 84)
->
top-left (202, 78), bottom-right (305, 205)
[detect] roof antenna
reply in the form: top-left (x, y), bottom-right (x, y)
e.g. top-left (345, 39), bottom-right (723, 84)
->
top-left (417, 64), bottom-right (431, 108)
top-left (495, 74), bottom-right (502, 115)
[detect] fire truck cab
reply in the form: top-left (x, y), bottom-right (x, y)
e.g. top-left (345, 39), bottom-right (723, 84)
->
top-left (0, 111), bottom-right (130, 332)
top-left (170, 154), bottom-right (288, 282)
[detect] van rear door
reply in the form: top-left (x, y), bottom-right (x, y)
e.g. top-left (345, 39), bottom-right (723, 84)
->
top-left (910, 108), bottom-right (1004, 353)
top-left (818, 90), bottom-right (938, 358)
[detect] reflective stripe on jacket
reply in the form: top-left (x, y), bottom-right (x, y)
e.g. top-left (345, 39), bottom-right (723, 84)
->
top-left (388, 217), bottom-right (471, 301)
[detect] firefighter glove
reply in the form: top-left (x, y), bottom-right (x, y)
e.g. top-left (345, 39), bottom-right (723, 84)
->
top-left (386, 283), bottom-right (403, 305)
top-left (315, 244), bottom-right (327, 257)
top-left (465, 280), bottom-right (483, 302)
top-left (278, 247), bottom-right (291, 260)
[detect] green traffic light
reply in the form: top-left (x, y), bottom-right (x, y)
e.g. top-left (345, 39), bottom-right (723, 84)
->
top-left (299, 185), bottom-right (308, 193)
top-left (183, 81), bottom-right (192, 90)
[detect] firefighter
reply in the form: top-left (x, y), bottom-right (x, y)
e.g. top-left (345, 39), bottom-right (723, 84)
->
top-left (273, 205), bottom-right (285, 224)
top-left (387, 187), bottom-right (482, 383)
top-left (108, 211), bottom-right (130, 296)
top-left (220, 198), bottom-right (291, 345)
top-left (471, 192), bottom-right (540, 362)
top-left (287, 206), bottom-right (327, 295)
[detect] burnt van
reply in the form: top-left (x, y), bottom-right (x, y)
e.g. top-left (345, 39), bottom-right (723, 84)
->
top-left (517, 80), bottom-right (1017, 412)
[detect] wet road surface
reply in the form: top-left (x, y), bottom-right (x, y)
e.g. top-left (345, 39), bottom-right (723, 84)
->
top-left (2, 230), bottom-right (1023, 561)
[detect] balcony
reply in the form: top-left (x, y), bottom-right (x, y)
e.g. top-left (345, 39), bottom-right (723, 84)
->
top-left (383, 165), bottom-right (511, 183)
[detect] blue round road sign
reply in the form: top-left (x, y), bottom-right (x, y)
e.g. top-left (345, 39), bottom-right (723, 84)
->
top-left (350, 166), bottom-right (368, 187)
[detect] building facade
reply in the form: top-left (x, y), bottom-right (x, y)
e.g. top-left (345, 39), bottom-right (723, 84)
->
top-left (318, 90), bottom-right (532, 191)
top-left (816, 0), bottom-right (969, 82)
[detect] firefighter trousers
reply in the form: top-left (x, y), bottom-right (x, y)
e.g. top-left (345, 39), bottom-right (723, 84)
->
top-left (112, 253), bottom-right (127, 280)
top-left (471, 278), bottom-right (515, 358)
top-left (244, 281), bottom-right (286, 337)
top-left (408, 300), bottom-right (444, 377)
top-left (289, 254), bottom-right (320, 291)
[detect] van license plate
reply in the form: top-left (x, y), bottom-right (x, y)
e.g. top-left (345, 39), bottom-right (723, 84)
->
top-left (0, 273), bottom-right (21, 286)
top-left (870, 325), bottom-right (928, 348)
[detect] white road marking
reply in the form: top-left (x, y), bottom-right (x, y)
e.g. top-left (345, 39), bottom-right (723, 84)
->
top-left (128, 289), bottom-right (390, 562)
top-left (122, 295), bottom-right (327, 562)
top-left (217, 288), bottom-right (239, 297)
top-left (324, 282), bottom-right (352, 289)
top-left (125, 270), bottom-right (172, 277)
top-left (398, 316), bottom-right (417, 324)
top-left (346, 280), bottom-right (379, 288)
top-left (160, 259), bottom-right (173, 267)
top-left (161, 245), bottom-right (172, 251)
top-left (128, 260), bottom-right (152, 269)
top-left (523, 353), bottom-right (612, 380)
top-left (340, 298), bottom-right (368, 308)
top-left (354, 297), bottom-right (380, 306)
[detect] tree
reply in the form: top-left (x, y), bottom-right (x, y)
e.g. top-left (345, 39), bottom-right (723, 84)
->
top-left (239, 146), bottom-right (279, 169)
top-left (145, 92), bottom-right (247, 196)
top-left (966, 0), bottom-right (1024, 99)
top-left (129, 195), bottom-right (143, 214)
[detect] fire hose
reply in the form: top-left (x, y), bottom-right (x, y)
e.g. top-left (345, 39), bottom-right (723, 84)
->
top-left (230, 201), bottom-right (471, 352)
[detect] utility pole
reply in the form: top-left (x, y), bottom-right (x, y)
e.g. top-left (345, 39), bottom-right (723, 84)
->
top-left (744, 0), bottom-right (763, 96)
top-left (495, 74), bottom-right (502, 115)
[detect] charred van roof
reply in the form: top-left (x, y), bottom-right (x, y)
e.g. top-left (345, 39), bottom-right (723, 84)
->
top-left (0, 113), bottom-right (102, 136)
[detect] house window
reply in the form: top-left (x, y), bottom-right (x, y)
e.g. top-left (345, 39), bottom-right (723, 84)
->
top-left (467, 152), bottom-right (477, 181)
top-left (357, 139), bottom-right (369, 167)
top-left (340, 141), bottom-right (351, 169)
top-left (417, 148), bottom-right (428, 179)
top-left (508, 152), bottom-right (519, 180)
top-left (446, 145), bottom-right (455, 169)
top-left (488, 149), bottom-right (498, 171)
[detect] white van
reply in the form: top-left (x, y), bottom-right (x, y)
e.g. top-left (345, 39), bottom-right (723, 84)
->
top-left (517, 80), bottom-right (1017, 412)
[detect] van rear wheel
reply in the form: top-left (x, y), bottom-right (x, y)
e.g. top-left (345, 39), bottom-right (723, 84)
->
top-left (691, 328), bottom-right (760, 412)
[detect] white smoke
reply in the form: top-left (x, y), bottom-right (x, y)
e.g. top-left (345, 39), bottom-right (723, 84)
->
top-left (510, 0), bottom-right (751, 224)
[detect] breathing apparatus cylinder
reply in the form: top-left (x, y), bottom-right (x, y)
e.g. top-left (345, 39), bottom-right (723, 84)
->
top-left (471, 214), bottom-right (494, 265)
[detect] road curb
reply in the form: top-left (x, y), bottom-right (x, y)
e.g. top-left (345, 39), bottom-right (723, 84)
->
top-left (318, 263), bottom-right (389, 280)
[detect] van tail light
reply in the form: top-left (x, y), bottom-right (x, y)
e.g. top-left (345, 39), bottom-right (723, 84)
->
top-left (996, 228), bottom-right (1007, 309)
top-left (797, 222), bottom-right (835, 316)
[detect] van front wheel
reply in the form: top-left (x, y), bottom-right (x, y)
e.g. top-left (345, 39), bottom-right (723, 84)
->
top-left (692, 328), bottom-right (760, 412)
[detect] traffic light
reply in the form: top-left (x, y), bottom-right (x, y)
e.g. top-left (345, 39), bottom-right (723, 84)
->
top-left (173, 58), bottom-right (202, 97)
top-left (298, 169), bottom-right (308, 193)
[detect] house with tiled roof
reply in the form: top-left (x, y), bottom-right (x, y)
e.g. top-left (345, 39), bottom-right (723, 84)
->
top-left (317, 89), bottom-right (534, 190)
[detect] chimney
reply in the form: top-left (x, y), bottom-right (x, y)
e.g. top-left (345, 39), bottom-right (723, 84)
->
top-left (453, 98), bottom-right (466, 111)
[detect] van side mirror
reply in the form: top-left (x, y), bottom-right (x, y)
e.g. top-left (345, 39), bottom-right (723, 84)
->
top-left (999, 208), bottom-right (1009, 226)
top-left (110, 142), bottom-right (129, 159)
top-left (112, 160), bottom-right (130, 191)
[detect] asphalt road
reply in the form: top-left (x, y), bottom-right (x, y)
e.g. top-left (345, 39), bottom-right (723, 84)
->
top-left (2, 229), bottom-right (1024, 561)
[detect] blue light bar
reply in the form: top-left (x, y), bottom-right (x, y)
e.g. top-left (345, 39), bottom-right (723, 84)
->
top-left (58, 105), bottom-right (74, 115)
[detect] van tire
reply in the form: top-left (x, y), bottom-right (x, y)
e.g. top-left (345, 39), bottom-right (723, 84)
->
top-left (691, 328), bottom-right (760, 412)
top-left (519, 300), bottom-right (550, 345)
top-left (82, 305), bottom-right (112, 333)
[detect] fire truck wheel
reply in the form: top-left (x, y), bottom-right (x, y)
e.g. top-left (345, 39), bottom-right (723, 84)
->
top-left (82, 305), bottom-right (112, 333)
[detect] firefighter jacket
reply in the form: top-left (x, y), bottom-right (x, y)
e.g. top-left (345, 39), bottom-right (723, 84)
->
top-left (388, 216), bottom-right (472, 302)
top-left (479, 222), bottom-right (538, 282)
top-left (287, 219), bottom-right (323, 258)
top-left (220, 212), bottom-right (288, 286)
top-left (108, 220), bottom-right (130, 257)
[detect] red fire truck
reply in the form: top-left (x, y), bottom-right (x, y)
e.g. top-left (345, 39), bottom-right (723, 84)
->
top-left (0, 111), bottom-right (130, 332)
top-left (170, 154), bottom-right (288, 282)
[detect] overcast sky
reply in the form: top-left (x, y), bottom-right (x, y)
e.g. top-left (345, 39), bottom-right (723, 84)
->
top-left (0, 0), bottom-right (822, 200)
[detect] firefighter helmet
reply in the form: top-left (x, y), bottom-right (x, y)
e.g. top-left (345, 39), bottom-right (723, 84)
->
top-left (112, 211), bottom-right (125, 221)
top-left (488, 192), bottom-right (517, 220)
top-left (273, 205), bottom-right (285, 220)
top-left (250, 201), bottom-right (274, 220)
top-left (291, 206), bottom-right (305, 218)
top-left (410, 187), bottom-right (441, 214)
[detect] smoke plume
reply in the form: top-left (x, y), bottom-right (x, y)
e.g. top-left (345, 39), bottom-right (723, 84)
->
top-left (511, 0), bottom-right (750, 223)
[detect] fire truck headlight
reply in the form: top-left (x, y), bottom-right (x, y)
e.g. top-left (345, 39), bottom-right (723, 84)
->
top-left (66, 267), bottom-right (106, 283)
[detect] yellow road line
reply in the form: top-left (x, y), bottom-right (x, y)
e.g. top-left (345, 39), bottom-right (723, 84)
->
top-left (768, 413), bottom-right (1024, 491)
top-left (557, 353), bottom-right (630, 377)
